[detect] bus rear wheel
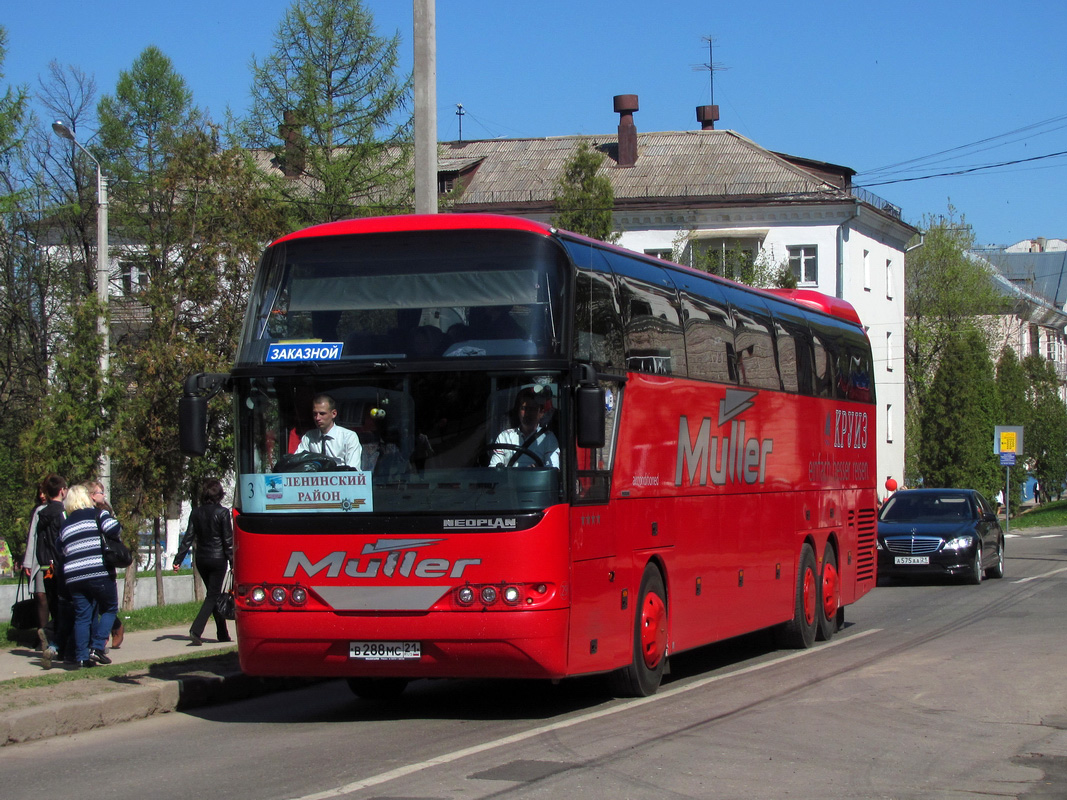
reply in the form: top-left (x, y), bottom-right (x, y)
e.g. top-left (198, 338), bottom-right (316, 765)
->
top-left (817, 545), bottom-right (840, 641)
top-left (609, 565), bottom-right (667, 697)
top-left (346, 677), bottom-right (409, 701)
top-left (776, 543), bottom-right (818, 649)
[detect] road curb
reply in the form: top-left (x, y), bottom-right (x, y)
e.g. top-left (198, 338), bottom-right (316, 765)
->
top-left (2, 670), bottom-right (317, 746)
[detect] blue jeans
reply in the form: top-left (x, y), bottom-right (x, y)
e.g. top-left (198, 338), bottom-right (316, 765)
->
top-left (70, 578), bottom-right (118, 662)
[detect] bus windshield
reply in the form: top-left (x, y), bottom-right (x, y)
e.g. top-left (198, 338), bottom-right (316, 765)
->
top-left (237, 229), bottom-right (566, 365)
top-left (236, 371), bottom-right (565, 515)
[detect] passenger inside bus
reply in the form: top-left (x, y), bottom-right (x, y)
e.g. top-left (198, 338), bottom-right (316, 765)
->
top-left (489, 386), bottom-right (559, 468)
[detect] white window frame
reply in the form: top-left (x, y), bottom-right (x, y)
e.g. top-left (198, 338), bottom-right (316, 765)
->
top-left (788, 245), bottom-right (818, 285)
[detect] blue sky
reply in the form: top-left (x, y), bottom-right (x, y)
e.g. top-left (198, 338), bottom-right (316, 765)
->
top-left (3, 0), bottom-right (1065, 246)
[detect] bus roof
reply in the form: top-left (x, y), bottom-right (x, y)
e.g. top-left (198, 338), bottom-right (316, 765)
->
top-left (272, 213), bottom-right (553, 245)
top-left (271, 213), bottom-right (864, 329)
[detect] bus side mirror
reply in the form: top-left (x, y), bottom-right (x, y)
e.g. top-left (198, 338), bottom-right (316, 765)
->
top-left (179, 372), bottom-right (231, 457)
top-left (576, 385), bottom-right (605, 449)
top-left (179, 395), bottom-right (208, 456)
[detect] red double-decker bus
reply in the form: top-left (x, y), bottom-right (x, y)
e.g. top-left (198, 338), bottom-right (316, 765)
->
top-left (180, 213), bottom-right (877, 698)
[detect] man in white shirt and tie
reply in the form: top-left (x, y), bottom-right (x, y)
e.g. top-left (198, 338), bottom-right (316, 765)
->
top-left (295, 394), bottom-right (362, 468)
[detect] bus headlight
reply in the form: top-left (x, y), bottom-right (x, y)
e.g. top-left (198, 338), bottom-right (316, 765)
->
top-left (270, 586), bottom-right (288, 604)
top-left (502, 586), bottom-right (521, 605)
top-left (456, 586), bottom-right (475, 605)
top-left (480, 586), bottom-right (498, 604)
top-left (249, 586), bottom-right (267, 605)
top-left (290, 586), bottom-right (308, 605)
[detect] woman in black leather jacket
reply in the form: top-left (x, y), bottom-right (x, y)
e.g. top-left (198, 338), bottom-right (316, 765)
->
top-left (173, 478), bottom-right (234, 645)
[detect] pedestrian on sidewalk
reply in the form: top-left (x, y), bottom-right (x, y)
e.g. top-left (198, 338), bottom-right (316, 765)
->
top-left (89, 480), bottom-right (125, 650)
top-left (33, 474), bottom-right (67, 667)
top-left (173, 478), bottom-right (233, 646)
top-left (59, 483), bottom-right (120, 668)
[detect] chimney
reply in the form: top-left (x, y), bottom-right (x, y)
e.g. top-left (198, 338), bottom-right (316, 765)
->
top-left (614, 94), bottom-right (639, 167)
top-left (696, 105), bottom-right (720, 130)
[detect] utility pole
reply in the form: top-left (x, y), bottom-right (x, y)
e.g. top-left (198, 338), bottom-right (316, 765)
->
top-left (456, 103), bottom-right (465, 142)
top-left (414, 0), bottom-right (437, 214)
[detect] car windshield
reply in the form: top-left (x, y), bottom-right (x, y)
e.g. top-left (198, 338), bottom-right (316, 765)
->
top-left (880, 493), bottom-right (973, 522)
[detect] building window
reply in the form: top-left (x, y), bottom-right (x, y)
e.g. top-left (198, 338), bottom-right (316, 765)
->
top-left (886, 331), bottom-right (893, 371)
top-left (788, 246), bottom-right (817, 285)
top-left (863, 249), bottom-right (871, 291)
top-left (886, 259), bottom-right (893, 299)
top-left (886, 403), bottom-right (893, 443)
top-left (121, 261), bottom-right (148, 295)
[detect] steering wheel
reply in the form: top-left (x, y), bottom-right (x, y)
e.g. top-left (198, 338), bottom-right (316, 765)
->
top-left (274, 452), bottom-right (342, 472)
top-left (490, 443), bottom-right (545, 468)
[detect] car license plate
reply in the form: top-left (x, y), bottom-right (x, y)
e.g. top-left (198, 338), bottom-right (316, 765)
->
top-left (894, 556), bottom-right (929, 565)
top-left (350, 641), bottom-right (421, 661)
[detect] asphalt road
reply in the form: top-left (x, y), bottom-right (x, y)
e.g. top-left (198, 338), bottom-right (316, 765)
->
top-left (4, 529), bottom-right (1066, 800)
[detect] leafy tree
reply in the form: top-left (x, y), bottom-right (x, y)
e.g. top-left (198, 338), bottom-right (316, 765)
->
top-left (94, 48), bottom-right (282, 605)
top-left (551, 140), bottom-right (617, 242)
top-left (1022, 355), bottom-right (1067, 501)
top-left (677, 237), bottom-right (794, 289)
top-left (904, 205), bottom-right (1008, 482)
top-left (919, 329), bottom-right (998, 497)
top-left (242, 0), bottom-right (412, 225)
top-left (994, 347), bottom-right (1029, 504)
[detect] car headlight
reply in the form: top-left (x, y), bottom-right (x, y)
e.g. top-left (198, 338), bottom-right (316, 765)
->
top-left (943, 536), bottom-right (975, 551)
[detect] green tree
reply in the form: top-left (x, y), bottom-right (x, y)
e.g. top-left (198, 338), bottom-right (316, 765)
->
top-left (994, 347), bottom-right (1029, 505)
top-left (1022, 355), bottom-right (1067, 501)
top-left (242, 0), bottom-right (412, 225)
top-left (919, 329), bottom-right (998, 496)
top-left (94, 49), bottom-right (282, 604)
top-left (551, 140), bottom-right (617, 242)
top-left (904, 205), bottom-right (1008, 482)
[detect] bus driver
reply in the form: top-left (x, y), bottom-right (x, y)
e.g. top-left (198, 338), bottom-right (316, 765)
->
top-left (295, 394), bottom-right (362, 468)
top-left (489, 386), bottom-right (559, 469)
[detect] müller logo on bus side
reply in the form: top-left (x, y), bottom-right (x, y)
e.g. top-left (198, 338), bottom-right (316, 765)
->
top-left (284, 538), bottom-right (482, 580)
top-left (675, 389), bottom-right (774, 487)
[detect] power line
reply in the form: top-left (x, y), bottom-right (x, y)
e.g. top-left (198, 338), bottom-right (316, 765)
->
top-left (855, 149), bottom-right (1067, 189)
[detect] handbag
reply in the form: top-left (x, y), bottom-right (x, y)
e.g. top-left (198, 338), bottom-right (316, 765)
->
top-left (96, 512), bottom-right (134, 569)
top-left (215, 569), bottom-right (236, 620)
top-left (10, 572), bottom-right (37, 630)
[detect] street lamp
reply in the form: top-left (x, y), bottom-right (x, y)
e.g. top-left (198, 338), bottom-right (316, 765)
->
top-left (52, 120), bottom-right (111, 493)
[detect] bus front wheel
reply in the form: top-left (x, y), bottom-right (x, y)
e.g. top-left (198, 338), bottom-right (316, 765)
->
top-left (775, 543), bottom-right (818, 649)
top-left (609, 565), bottom-right (668, 697)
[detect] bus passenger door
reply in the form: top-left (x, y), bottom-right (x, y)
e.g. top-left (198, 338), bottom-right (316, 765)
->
top-left (568, 379), bottom-right (628, 674)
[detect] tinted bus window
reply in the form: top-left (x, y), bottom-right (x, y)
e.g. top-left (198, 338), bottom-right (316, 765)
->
top-left (563, 241), bottom-right (625, 370)
top-left (674, 273), bottom-right (736, 385)
top-left (720, 285), bottom-right (780, 391)
top-left (605, 252), bottom-right (686, 377)
top-left (764, 296), bottom-right (816, 395)
top-left (238, 230), bottom-right (566, 366)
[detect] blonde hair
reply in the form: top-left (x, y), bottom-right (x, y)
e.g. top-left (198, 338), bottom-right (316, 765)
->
top-left (63, 483), bottom-right (95, 513)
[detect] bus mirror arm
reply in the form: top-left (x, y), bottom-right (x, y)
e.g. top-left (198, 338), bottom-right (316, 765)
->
top-left (179, 372), bottom-right (232, 457)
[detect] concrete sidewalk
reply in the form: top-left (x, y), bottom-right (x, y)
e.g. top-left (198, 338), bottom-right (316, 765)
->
top-left (1, 625), bottom-right (310, 747)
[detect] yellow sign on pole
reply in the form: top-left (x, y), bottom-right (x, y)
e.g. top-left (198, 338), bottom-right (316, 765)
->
top-left (1000, 431), bottom-right (1017, 454)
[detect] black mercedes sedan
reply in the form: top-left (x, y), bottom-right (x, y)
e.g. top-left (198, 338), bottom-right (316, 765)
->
top-left (877, 488), bottom-right (1005, 584)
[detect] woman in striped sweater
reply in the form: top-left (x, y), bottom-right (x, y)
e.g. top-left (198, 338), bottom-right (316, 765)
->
top-left (58, 483), bottom-right (121, 668)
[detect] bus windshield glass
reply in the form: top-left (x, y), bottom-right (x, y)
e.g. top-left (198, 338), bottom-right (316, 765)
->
top-left (237, 229), bottom-right (566, 365)
top-left (236, 371), bottom-right (565, 516)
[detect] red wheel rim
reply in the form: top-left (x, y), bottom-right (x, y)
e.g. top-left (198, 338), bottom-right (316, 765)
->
top-left (640, 592), bottom-right (667, 669)
top-left (822, 562), bottom-right (839, 620)
top-left (802, 566), bottom-right (817, 626)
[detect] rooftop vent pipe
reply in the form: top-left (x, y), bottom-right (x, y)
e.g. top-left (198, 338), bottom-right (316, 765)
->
top-left (614, 94), bottom-right (639, 167)
top-left (696, 105), bottom-right (720, 130)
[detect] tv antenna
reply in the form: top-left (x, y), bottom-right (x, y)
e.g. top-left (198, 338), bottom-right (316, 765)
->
top-left (692, 35), bottom-right (728, 106)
